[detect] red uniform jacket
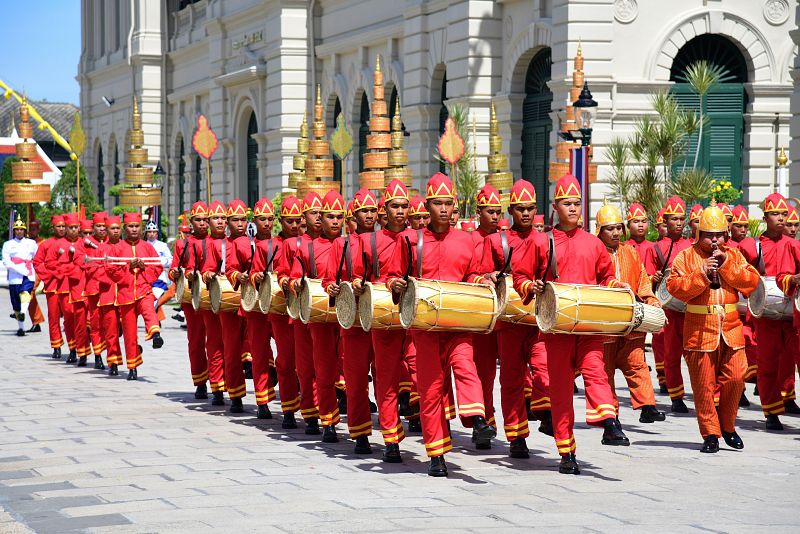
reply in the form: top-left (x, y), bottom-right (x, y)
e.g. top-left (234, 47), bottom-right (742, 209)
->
top-left (96, 240), bottom-right (118, 307)
top-left (33, 238), bottom-right (59, 293)
top-left (625, 238), bottom-right (654, 263)
top-left (360, 228), bottom-right (406, 284)
top-left (53, 237), bottom-right (87, 303)
top-left (107, 239), bottom-right (161, 305)
top-left (251, 234), bottom-right (285, 276)
top-left (323, 233), bottom-right (367, 290)
top-left (277, 234), bottom-right (311, 290)
top-left (777, 239), bottom-right (800, 327)
top-left (737, 233), bottom-right (791, 282)
top-left (82, 236), bottom-right (103, 296)
top-left (290, 234), bottom-right (343, 288)
top-left (643, 236), bottom-right (692, 277)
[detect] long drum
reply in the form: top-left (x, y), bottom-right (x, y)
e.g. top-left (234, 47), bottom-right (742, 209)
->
top-left (399, 278), bottom-right (503, 334)
top-left (655, 270), bottom-right (686, 312)
top-left (335, 282), bottom-right (360, 329)
top-left (359, 282), bottom-right (403, 332)
top-left (240, 280), bottom-right (258, 312)
top-left (208, 275), bottom-right (240, 313)
top-left (496, 276), bottom-right (537, 325)
top-left (748, 276), bottom-right (792, 320)
top-left (175, 273), bottom-right (192, 305)
top-left (191, 277), bottom-right (211, 311)
top-left (257, 273), bottom-right (288, 315)
top-left (299, 278), bottom-right (338, 324)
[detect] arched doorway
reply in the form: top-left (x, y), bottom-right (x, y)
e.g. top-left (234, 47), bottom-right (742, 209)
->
top-left (358, 93), bottom-right (369, 173)
top-left (520, 48), bottom-right (552, 210)
top-left (332, 97), bottom-right (343, 182)
top-left (245, 112), bottom-right (259, 206)
top-left (670, 34), bottom-right (748, 188)
top-left (96, 146), bottom-right (105, 209)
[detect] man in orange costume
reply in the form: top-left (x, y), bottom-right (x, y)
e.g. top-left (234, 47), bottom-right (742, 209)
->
top-left (386, 173), bottom-right (496, 477)
top-left (96, 216), bottom-right (123, 376)
top-left (33, 215), bottom-right (67, 358)
top-left (513, 174), bottom-right (627, 475)
top-left (595, 202), bottom-right (665, 424)
top-left (666, 205), bottom-right (759, 452)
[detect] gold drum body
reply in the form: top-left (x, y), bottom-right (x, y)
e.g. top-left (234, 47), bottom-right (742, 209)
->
top-left (399, 278), bottom-right (502, 334)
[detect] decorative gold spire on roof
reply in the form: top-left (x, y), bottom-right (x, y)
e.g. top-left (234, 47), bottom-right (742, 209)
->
top-left (299, 84), bottom-right (338, 196)
top-left (359, 56), bottom-right (392, 190)
top-left (120, 95), bottom-right (161, 207)
top-left (778, 147), bottom-right (789, 166)
top-left (485, 99), bottom-right (512, 208)
top-left (6, 95), bottom-right (50, 203)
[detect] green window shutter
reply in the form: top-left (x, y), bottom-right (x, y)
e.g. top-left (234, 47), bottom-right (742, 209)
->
top-left (246, 113), bottom-right (259, 206)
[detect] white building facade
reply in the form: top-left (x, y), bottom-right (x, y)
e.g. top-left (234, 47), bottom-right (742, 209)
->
top-left (79, 0), bottom-right (796, 232)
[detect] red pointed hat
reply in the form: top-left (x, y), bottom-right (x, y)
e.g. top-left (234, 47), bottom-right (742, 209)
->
top-left (190, 201), bottom-right (209, 219)
top-left (51, 215), bottom-right (65, 225)
top-left (281, 195), bottom-right (303, 217)
top-left (460, 221), bottom-right (477, 231)
top-left (663, 195), bottom-right (685, 216)
top-left (377, 197), bottom-right (386, 214)
top-left (426, 172), bottom-right (455, 200)
top-left (106, 215), bottom-right (121, 226)
top-left (689, 204), bottom-right (704, 222)
top-left (497, 218), bottom-right (510, 230)
top-left (80, 219), bottom-right (93, 231)
top-left (63, 213), bottom-right (79, 226)
top-left (510, 179), bottom-right (536, 205)
top-left (302, 192), bottom-right (323, 213)
top-left (788, 205), bottom-right (800, 224)
top-left (92, 211), bottom-right (108, 224)
top-left (626, 203), bottom-right (647, 222)
top-left (554, 173), bottom-right (581, 200)
top-left (384, 179), bottom-right (409, 203)
top-left (533, 214), bottom-right (545, 224)
top-left (656, 208), bottom-right (665, 225)
top-left (123, 212), bottom-right (142, 224)
top-left (353, 188), bottom-right (378, 212)
top-left (346, 200), bottom-right (354, 219)
top-left (227, 199), bottom-right (248, 217)
top-left (208, 200), bottom-right (227, 216)
top-left (764, 193), bottom-right (789, 213)
top-left (253, 197), bottom-right (274, 217)
top-left (409, 195), bottom-right (428, 216)
top-left (476, 184), bottom-right (502, 207)
top-left (731, 204), bottom-right (748, 224)
top-left (717, 202), bottom-right (733, 219)
top-left (321, 190), bottom-right (345, 213)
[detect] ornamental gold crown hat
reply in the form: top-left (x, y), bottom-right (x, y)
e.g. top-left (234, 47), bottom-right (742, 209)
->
top-left (594, 199), bottom-right (623, 235)
top-left (12, 215), bottom-right (26, 230)
top-left (788, 205), bottom-right (799, 224)
top-left (476, 183), bottom-right (502, 207)
top-left (697, 205), bottom-right (728, 233)
top-left (346, 200), bottom-right (354, 220)
top-left (226, 199), bottom-right (248, 218)
top-left (208, 200), bottom-right (227, 216)
top-left (409, 195), bottom-right (428, 216)
top-left (509, 179), bottom-right (536, 205)
top-left (763, 193), bottom-right (789, 214)
top-left (717, 202), bottom-right (733, 220)
top-left (731, 205), bottom-right (748, 224)
top-left (626, 203), bottom-right (646, 222)
top-left (655, 208), bottom-right (665, 225)
top-left (302, 192), bottom-right (323, 213)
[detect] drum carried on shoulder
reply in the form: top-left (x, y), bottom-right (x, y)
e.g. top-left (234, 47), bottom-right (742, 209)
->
top-left (749, 276), bottom-right (792, 320)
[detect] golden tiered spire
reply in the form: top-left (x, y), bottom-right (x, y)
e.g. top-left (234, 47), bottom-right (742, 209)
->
top-left (359, 56), bottom-right (392, 191)
top-left (384, 96), bottom-right (413, 190)
top-left (5, 97), bottom-right (51, 203)
top-left (298, 84), bottom-right (339, 197)
top-left (289, 111), bottom-right (309, 192)
top-left (119, 96), bottom-right (162, 207)
top-left (485, 100), bottom-right (513, 210)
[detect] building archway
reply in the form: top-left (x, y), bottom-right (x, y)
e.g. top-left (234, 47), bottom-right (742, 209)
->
top-left (331, 96), bottom-right (343, 183)
top-left (96, 145), bottom-right (105, 209)
top-left (520, 47), bottom-right (552, 209)
top-left (245, 112), bottom-right (259, 206)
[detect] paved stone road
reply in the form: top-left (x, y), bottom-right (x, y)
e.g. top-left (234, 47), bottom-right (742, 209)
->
top-left (1, 291), bottom-right (799, 533)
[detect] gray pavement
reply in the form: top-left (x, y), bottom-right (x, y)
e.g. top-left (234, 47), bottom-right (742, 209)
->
top-left (1, 290), bottom-right (799, 533)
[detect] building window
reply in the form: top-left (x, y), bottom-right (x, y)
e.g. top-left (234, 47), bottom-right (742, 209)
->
top-left (112, 143), bottom-right (120, 206)
top-left (97, 147), bottom-right (105, 209)
top-left (246, 112), bottom-right (259, 206)
top-left (358, 93), bottom-right (369, 173)
top-left (438, 73), bottom-right (448, 173)
top-left (521, 48), bottom-right (553, 210)
top-left (332, 97), bottom-right (342, 182)
top-left (177, 138), bottom-right (185, 218)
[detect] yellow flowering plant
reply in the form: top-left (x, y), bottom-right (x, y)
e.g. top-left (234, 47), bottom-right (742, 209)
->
top-left (709, 179), bottom-right (741, 205)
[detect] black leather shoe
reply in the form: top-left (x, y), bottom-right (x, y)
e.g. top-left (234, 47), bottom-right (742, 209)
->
top-left (471, 416), bottom-right (497, 443)
top-left (383, 443), bottom-right (402, 463)
top-left (407, 418), bottom-right (422, 433)
top-left (475, 439), bottom-right (491, 450)
top-left (785, 400), bottom-right (800, 414)
top-left (305, 418), bottom-right (321, 435)
top-left (27, 324), bottom-right (41, 333)
top-left (538, 411), bottom-right (554, 436)
top-left (765, 414), bottom-right (784, 431)
top-left (559, 453), bottom-right (580, 475)
top-left (243, 361), bottom-right (253, 379)
top-left (194, 384), bottom-right (208, 399)
top-left (15, 328), bottom-right (25, 337)
top-left (369, 399), bottom-right (378, 413)
top-left (509, 438), bottom-right (530, 459)
top-left (398, 392), bottom-right (411, 416)
top-left (257, 405), bottom-right (272, 419)
top-left (229, 398), bottom-right (244, 413)
top-left (753, 384), bottom-right (759, 396)
top-left (573, 382), bottom-right (579, 394)
top-left (428, 455), bottom-right (448, 477)
top-left (152, 333), bottom-right (163, 349)
top-left (639, 405), bottom-right (666, 423)
top-left (66, 350), bottom-right (77, 364)
top-left (671, 399), bottom-right (689, 413)
top-left (354, 436), bottom-right (372, 454)
top-left (93, 356), bottom-right (105, 370)
top-left (322, 425), bottom-right (339, 443)
top-left (336, 389), bottom-right (348, 415)
top-left (659, 383), bottom-right (668, 395)
top-left (77, 356), bottom-right (87, 367)
top-left (601, 418), bottom-right (630, 446)
top-left (282, 412), bottom-right (298, 429)
top-left (108, 364), bottom-right (118, 376)
top-left (211, 391), bottom-right (225, 406)
top-left (700, 435), bottom-right (719, 453)
top-left (268, 366), bottom-right (277, 386)
top-left (127, 368), bottom-right (138, 381)
top-left (51, 348), bottom-right (61, 359)
top-left (739, 392), bottom-right (751, 408)
top-left (722, 431), bottom-right (744, 450)
top-left (172, 313), bottom-right (185, 323)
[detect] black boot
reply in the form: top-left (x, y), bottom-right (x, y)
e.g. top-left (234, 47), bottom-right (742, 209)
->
top-left (383, 443), bottom-right (402, 463)
top-left (336, 388), bottom-right (348, 415)
top-left (51, 348), bottom-right (62, 360)
top-left (700, 435), bottom-right (719, 453)
top-left (93, 356), bottom-right (105, 370)
top-left (573, 382), bottom-right (579, 394)
top-left (322, 425), bottom-right (338, 443)
top-left (407, 418), bottom-right (422, 433)
top-left (257, 405), bottom-right (272, 419)
top-left (27, 324), bottom-right (41, 333)
top-left (722, 430), bottom-right (744, 450)
top-left (428, 455), bottom-right (448, 477)
top-left (639, 405), bottom-right (666, 423)
top-left (601, 418), bottom-right (630, 446)
top-left (670, 399), bottom-right (689, 413)
top-left (243, 361), bottom-right (253, 379)
top-left (77, 356), bottom-right (87, 367)
top-left (538, 411), bottom-right (554, 436)
top-left (268, 366), bottom-right (277, 386)
top-left (305, 418), bottom-right (321, 435)
top-left (785, 399), bottom-right (800, 414)
top-left (151, 332), bottom-right (163, 349)
top-left (659, 383), bottom-right (668, 395)
top-left (753, 384), bottom-right (759, 396)
top-left (369, 399), bottom-right (378, 413)
top-left (194, 383), bottom-right (208, 399)
top-left (398, 391), bottom-right (411, 416)
top-left (354, 436), bottom-right (372, 454)
top-left (127, 368), bottom-right (138, 381)
top-left (229, 398), bottom-right (244, 413)
top-left (526, 398), bottom-right (535, 421)
top-left (509, 438), bottom-right (529, 459)
top-left (211, 391), bottom-right (225, 406)
top-left (66, 349), bottom-right (77, 364)
top-left (108, 364), bottom-right (118, 376)
top-left (559, 453), bottom-right (580, 475)
top-left (471, 416), bottom-right (497, 445)
top-left (765, 414), bottom-right (784, 431)
top-left (15, 328), bottom-right (25, 337)
top-left (739, 392), bottom-right (750, 408)
top-left (282, 411), bottom-right (298, 429)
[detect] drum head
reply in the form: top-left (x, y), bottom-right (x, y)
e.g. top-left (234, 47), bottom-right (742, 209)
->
top-left (495, 277), bottom-right (509, 314)
top-left (176, 275), bottom-right (185, 302)
top-left (299, 280), bottom-right (312, 324)
top-left (257, 275), bottom-right (273, 313)
top-left (655, 279), bottom-right (671, 305)
top-left (241, 281), bottom-right (257, 312)
top-left (209, 277), bottom-right (222, 313)
top-left (287, 288), bottom-right (300, 319)
top-left (747, 278), bottom-right (766, 317)
top-left (534, 282), bottom-right (557, 333)
top-left (191, 277), bottom-right (202, 311)
top-left (358, 283), bottom-right (374, 332)
top-left (336, 283), bottom-right (357, 329)
top-left (399, 278), bottom-right (418, 329)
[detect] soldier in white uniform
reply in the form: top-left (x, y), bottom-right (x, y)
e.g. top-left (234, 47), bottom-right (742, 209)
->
top-left (2, 216), bottom-right (38, 336)
top-left (144, 220), bottom-right (173, 308)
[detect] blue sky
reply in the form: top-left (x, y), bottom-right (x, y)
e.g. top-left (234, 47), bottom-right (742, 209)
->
top-left (0, 1), bottom-right (80, 104)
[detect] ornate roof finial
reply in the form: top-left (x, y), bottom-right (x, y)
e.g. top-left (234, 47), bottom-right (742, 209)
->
top-left (376, 54), bottom-right (381, 73)
top-left (778, 147), bottom-right (789, 166)
top-left (315, 84), bottom-right (321, 106)
top-left (490, 100), bottom-right (496, 122)
top-left (300, 110), bottom-right (308, 138)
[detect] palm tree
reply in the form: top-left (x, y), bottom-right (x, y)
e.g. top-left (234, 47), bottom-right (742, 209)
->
top-left (682, 61), bottom-right (722, 169)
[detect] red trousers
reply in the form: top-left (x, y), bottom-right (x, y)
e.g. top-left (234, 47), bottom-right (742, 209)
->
top-left (200, 305), bottom-right (225, 393)
top-left (245, 312), bottom-right (276, 406)
top-left (651, 331), bottom-right (666, 386)
top-left (118, 294), bottom-right (159, 369)
top-left (603, 335), bottom-right (656, 413)
top-left (472, 331), bottom-right (498, 426)
top-left (341, 329), bottom-right (374, 438)
top-left (497, 325), bottom-right (549, 441)
top-left (753, 318), bottom-right (794, 416)
top-left (70, 300), bottom-right (91, 358)
top-left (542, 334), bottom-right (616, 455)
top-left (85, 294), bottom-right (105, 356)
top-left (98, 304), bottom-right (121, 365)
top-left (742, 315), bottom-right (758, 382)
top-left (373, 330), bottom-right (415, 444)
top-left (182, 304), bottom-right (208, 386)
top-left (45, 292), bottom-right (63, 348)
top-left (269, 314), bottom-right (300, 413)
top-left (58, 293), bottom-right (76, 351)
top-left (685, 342), bottom-right (745, 438)
top-left (662, 309), bottom-right (686, 400)
top-left (780, 331), bottom-right (799, 402)
top-left (309, 323), bottom-right (341, 427)
top-left (412, 331), bottom-right (486, 457)
top-left (293, 321), bottom-right (319, 420)
top-left (218, 312), bottom-right (246, 399)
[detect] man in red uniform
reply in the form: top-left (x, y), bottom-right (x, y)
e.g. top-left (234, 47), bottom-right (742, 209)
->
top-left (202, 199), bottom-right (248, 412)
top-left (386, 173), bottom-right (496, 477)
top-left (513, 174), bottom-right (627, 475)
top-left (377, 197), bottom-right (388, 229)
top-left (644, 196), bottom-right (692, 412)
top-left (325, 188), bottom-right (378, 454)
top-left (408, 195), bottom-right (430, 230)
top-left (96, 216), bottom-right (123, 375)
top-left (656, 209), bottom-right (667, 240)
top-left (786, 206), bottom-right (800, 238)
top-left (667, 205), bottom-right (760, 452)
top-left (737, 193), bottom-right (795, 430)
top-left (251, 195), bottom-right (303, 429)
top-left (169, 201), bottom-right (212, 398)
top-left (107, 213), bottom-right (163, 380)
top-left (83, 212), bottom-right (108, 369)
top-left (687, 204), bottom-right (703, 237)
top-left (532, 214), bottom-right (545, 233)
top-left (57, 213), bottom-right (91, 365)
top-left (780, 205), bottom-right (800, 410)
top-left (33, 215), bottom-right (67, 358)
top-left (481, 179), bottom-right (551, 459)
top-left (729, 205), bottom-right (757, 405)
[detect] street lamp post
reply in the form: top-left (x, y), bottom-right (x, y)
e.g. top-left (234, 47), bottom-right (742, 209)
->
top-left (558, 81), bottom-right (598, 225)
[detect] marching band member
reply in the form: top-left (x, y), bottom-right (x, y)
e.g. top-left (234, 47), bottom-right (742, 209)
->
top-left (83, 212), bottom-right (108, 369)
top-left (729, 205), bottom-right (757, 404)
top-left (688, 204), bottom-right (703, 237)
top-left (377, 197), bottom-right (388, 229)
top-left (24, 220), bottom-right (45, 333)
top-left (532, 214), bottom-right (545, 233)
top-left (787, 206), bottom-right (800, 238)
top-left (96, 216), bottom-right (123, 375)
top-left (408, 195), bottom-right (430, 230)
top-left (777, 213), bottom-right (800, 415)
top-left (666, 205), bottom-right (759, 452)
top-left (514, 174), bottom-right (627, 476)
top-left (656, 208), bottom-right (668, 240)
top-left (481, 179), bottom-right (551, 459)
top-left (56, 213), bottom-right (91, 364)
top-left (644, 196), bottom-right (692, 412)
top-left (145, 220), bottom-right (173, 310)
top-left (595, 202), bottom-right (665, 424)
top-left (780, 205), bottom-right (800, 410)
top-left (33, 215), bottom-right (67, 358)
top-left (2, 216), bottom-right (38, 337)
top-left (107, 213), bottom-right (164, 380)
top-left (386, 173), bottom-right (496, 477)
